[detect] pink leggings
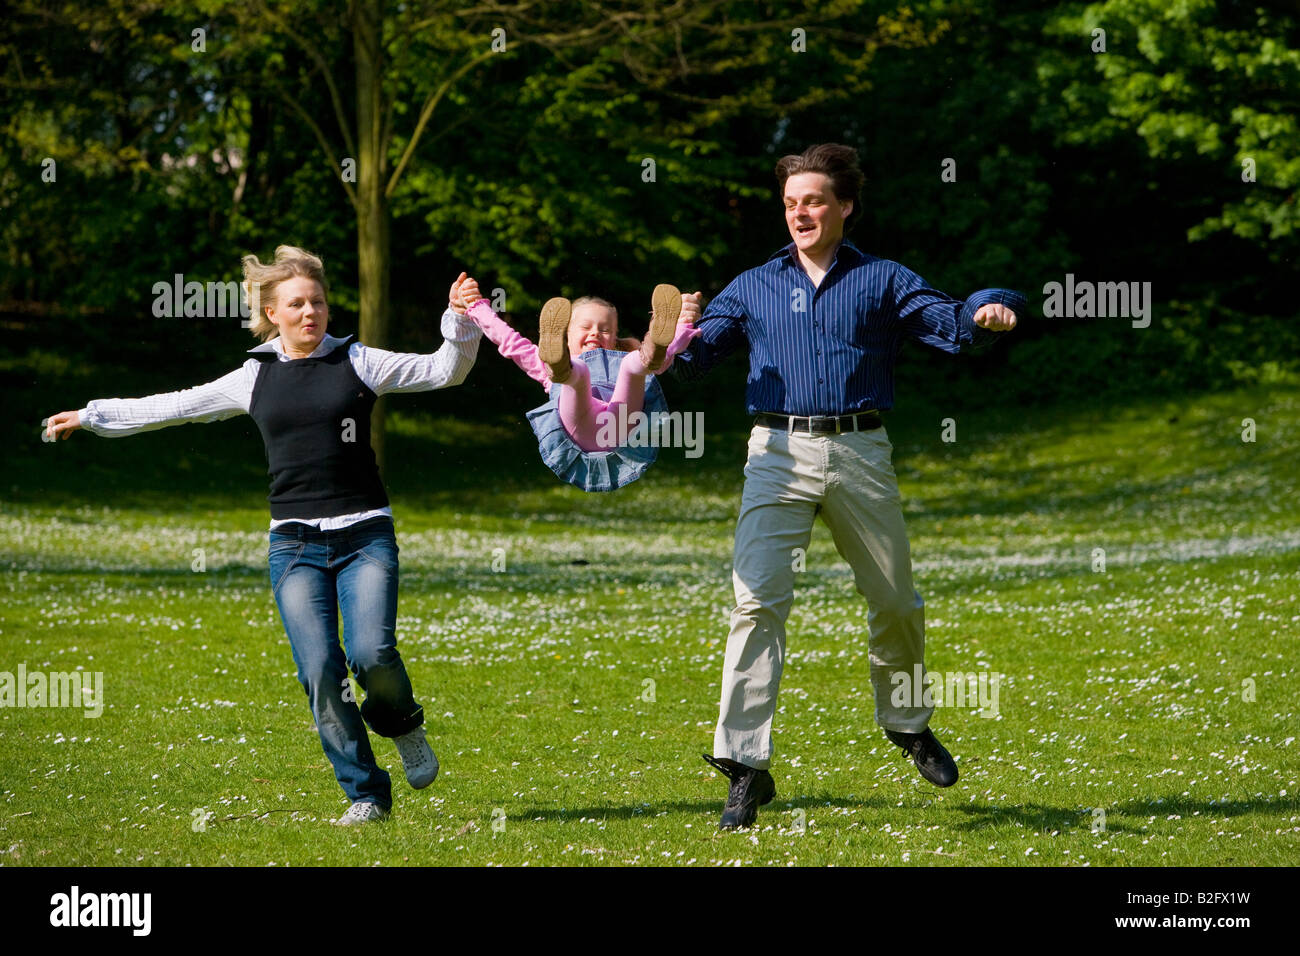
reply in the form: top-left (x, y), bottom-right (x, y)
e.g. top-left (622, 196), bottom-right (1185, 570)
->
top-left (561, 325), bottom-right (700, 451)
top-left (463, 298), bottom-right (697, 453)
top-left (561, 349), bottom-right (665, 453)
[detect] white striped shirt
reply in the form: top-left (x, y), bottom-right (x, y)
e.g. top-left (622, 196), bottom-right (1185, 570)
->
top-left (78, 308), bottom-right (482, 530)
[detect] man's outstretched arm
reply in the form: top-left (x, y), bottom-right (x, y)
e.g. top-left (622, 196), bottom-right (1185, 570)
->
top-left (891, 264), bottom-right (1025, 354)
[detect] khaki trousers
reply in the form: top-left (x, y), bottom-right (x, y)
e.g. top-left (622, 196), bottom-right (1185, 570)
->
top-left (714, 423), bottom-right (933, 769)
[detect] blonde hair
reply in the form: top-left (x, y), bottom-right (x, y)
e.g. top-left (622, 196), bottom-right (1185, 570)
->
top-left (572, 295), bottom-right (617, 316)
top-left (241, 245), bottom-right (330, 342)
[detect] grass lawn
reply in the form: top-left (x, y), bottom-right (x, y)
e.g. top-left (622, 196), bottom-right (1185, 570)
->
top-left (2, 378), bottom-right (1297, 866)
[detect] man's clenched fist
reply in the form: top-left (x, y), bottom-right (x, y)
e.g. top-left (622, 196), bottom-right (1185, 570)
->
top-left (973, 303), bottom-right (1017, 331)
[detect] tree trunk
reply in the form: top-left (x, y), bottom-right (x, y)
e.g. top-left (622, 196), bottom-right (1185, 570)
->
top-left (354, 0), bottom-right (392, 477)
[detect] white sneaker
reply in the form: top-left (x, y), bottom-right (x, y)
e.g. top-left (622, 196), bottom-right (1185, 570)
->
top-left (333, 801), bottom-right (389, 826)
top-left (394, 726), bottom-right (439, 789)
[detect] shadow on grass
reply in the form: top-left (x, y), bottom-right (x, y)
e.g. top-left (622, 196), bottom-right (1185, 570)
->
top-left (1109, 793), bottom-right (1300, 820)
top-left (10, 560), bottom-right (735, 587)
top-left (19, 550), bottom-right (1270, 597)
top-left (951, 802), bottom-right (1141, 835)
top-left (4, 565), bottom-right (272, 582)
top-left (506, 787), bottom-right (1258, 832)
top-left (512, 793), bottom-right (890, 822)
top-left (9, 364), bottom-right (1297, 535)
top-left (948, 792), bottom-right (1299, 835)
top-left (910, 451), bottom-right (1290, 524)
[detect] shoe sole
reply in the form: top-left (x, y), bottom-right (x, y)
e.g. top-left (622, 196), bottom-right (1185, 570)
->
top-left (644, 284), bottom-right (681, 370)
top-left (537, 297), bottom-right (572, 380)
top-left (395, 729), bottom-right (440, 789)
top-left (406, 759), bottom-right (439, 790)
top-left (648, 284), bottom-right (681, 347)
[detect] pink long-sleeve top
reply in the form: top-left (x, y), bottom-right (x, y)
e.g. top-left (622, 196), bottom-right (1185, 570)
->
top-left (466, 299), bottom-right (698, 391)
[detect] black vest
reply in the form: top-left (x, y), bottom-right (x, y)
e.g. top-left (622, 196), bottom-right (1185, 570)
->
top-left (248, 339), bottom-right (389, 519)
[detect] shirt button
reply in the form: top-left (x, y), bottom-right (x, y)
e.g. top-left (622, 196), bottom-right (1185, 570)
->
top-left (818, 378), bottom-right (824, 384)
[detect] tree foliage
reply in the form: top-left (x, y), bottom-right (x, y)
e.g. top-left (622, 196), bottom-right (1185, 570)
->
top-left (3, 0), bottom-right (1299, 413)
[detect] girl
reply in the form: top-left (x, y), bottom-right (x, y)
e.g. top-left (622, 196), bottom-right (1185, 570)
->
top-left (455, 278), bottom-right (701, 491)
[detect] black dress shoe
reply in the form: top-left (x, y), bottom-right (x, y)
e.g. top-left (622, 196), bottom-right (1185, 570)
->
top-left (884, 728), bottom-right (959, 787)
top-left (702, 754), bottom-right (776, 829)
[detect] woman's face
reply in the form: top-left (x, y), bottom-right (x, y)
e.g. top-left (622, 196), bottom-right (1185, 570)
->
top-left (267, 276), bottom-right (328, 356)
top-left (568, 302), bottom-right (617, 356)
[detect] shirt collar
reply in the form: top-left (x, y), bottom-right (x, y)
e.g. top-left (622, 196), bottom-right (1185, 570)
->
top-left (247, 332), bottom-right (353, 357)
top-left (768, 238), bottom-right (867, 266)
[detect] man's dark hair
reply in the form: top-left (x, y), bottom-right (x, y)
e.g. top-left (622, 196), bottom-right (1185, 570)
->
top-left (775, 143), bottom-right (864, 233)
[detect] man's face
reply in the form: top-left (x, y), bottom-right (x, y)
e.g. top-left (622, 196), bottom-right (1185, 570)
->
top-left (783, 172), bottom-right (853, 259)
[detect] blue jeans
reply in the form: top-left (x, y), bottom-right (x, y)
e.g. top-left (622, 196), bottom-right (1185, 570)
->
top-left (267, 516), bottom-right (423, 810)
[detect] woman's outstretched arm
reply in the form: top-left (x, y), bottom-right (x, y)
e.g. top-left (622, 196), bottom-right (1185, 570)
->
top-left (43, 364), bottom-right (256, 440)
top-left (351, 273), bottom-right (485, 396)
top-left (464, 298), bottom-right (551, 391)
top-left (456, 274), bottom-right (550, 389)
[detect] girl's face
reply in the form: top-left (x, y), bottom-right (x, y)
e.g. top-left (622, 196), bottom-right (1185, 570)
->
top-left (568, 303), bottom-right (618, 355)
top-left (267, 276), bottom-right (328, 356)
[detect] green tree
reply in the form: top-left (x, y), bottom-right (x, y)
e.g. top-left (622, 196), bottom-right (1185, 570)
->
top-left (1043, 0), bottom-right (1300, 257)
top-left (210, 0), bottom-right (948, 467)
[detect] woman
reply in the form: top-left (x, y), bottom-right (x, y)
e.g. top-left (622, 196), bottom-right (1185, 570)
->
top-left (41, 245), bottom-right (483, 825)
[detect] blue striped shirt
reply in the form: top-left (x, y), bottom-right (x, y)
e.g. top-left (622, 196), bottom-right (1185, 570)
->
top-left (674, 240), bottom-right (1026, 415)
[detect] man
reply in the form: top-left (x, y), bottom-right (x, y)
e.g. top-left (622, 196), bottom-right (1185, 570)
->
top-left (674, 143), bottom-right (1023, 829)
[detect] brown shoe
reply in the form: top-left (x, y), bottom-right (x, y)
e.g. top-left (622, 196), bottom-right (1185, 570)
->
top-left (538, 296), bottom-right (573, 384)
top-left (640, 284), bottom-right (681, 373)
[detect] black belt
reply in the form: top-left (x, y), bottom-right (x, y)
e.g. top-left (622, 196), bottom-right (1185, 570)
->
top-left (756, 411), bottom-right (882, 434)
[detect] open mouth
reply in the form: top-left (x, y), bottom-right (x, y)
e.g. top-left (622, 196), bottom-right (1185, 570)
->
top-left (796, 224), bottom-right (815, 237)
